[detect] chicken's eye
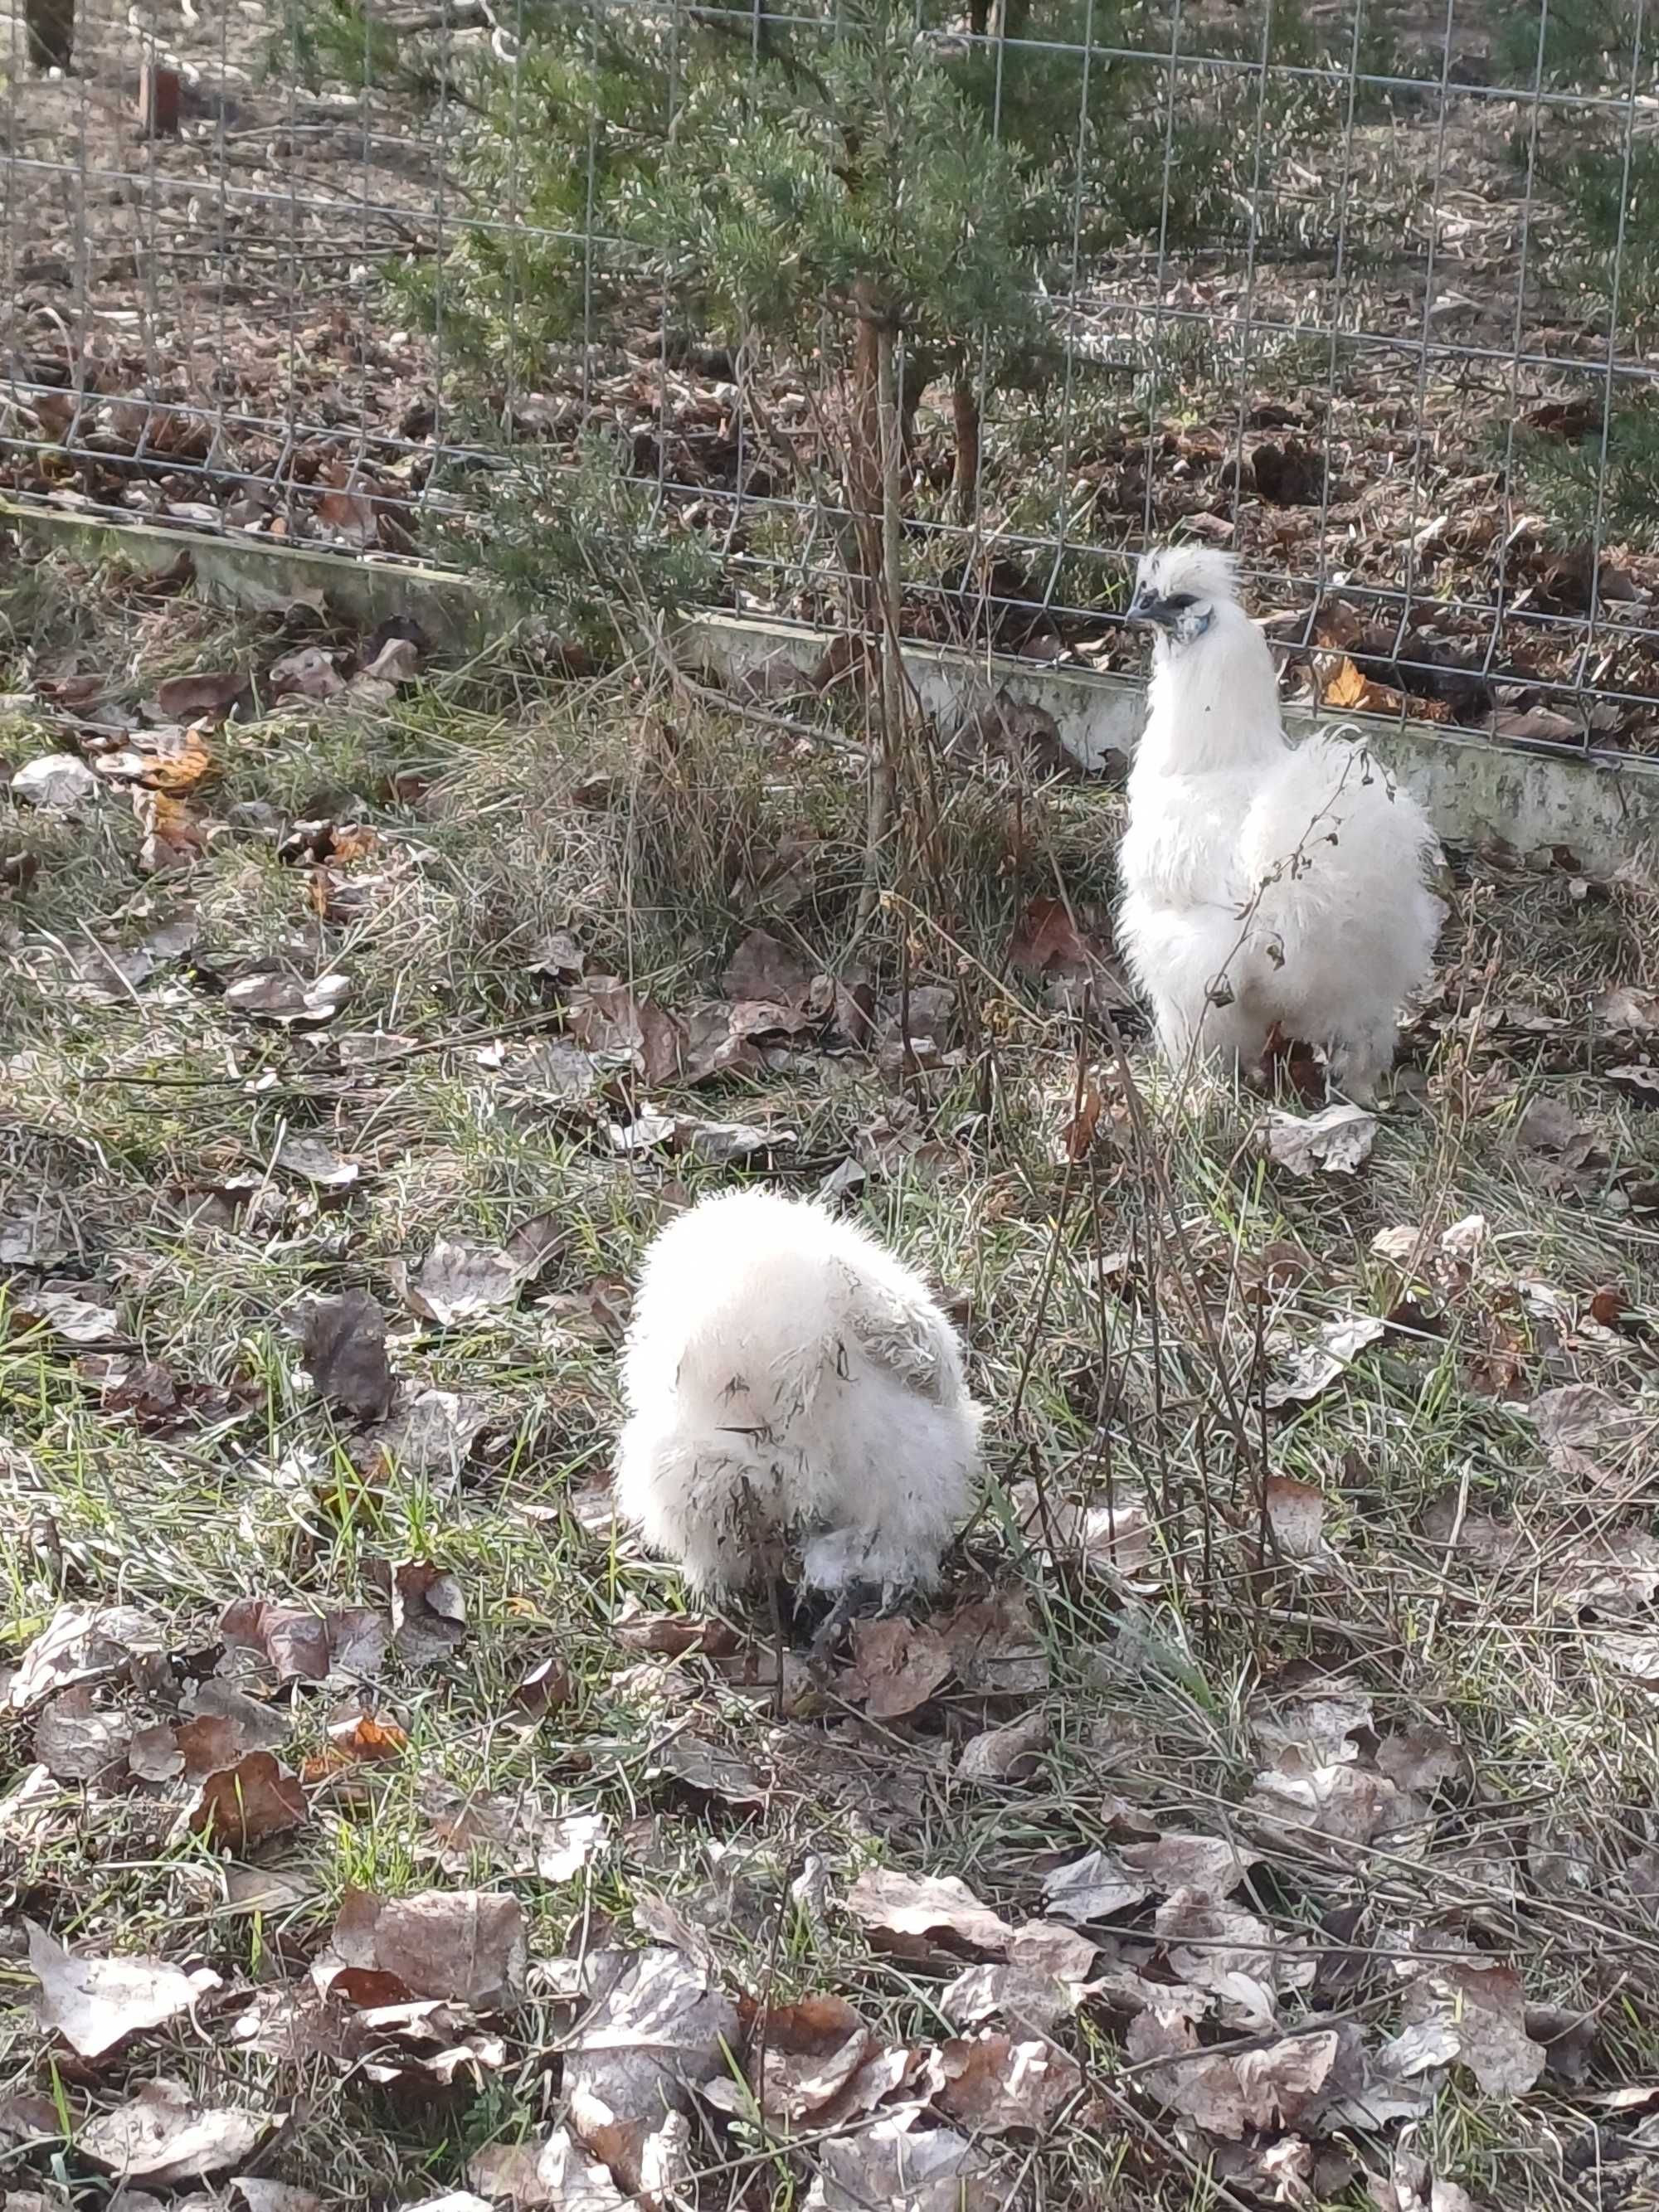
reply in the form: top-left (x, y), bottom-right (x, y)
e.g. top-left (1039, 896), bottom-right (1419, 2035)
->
top-left (1164, 592), bottom-right (1198, 610)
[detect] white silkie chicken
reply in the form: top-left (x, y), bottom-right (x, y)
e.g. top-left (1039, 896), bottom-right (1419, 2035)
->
top-left (615, 1189), bottom-right (981, 1627)
top-left (1117, 547), bottom-right (1444, 1101)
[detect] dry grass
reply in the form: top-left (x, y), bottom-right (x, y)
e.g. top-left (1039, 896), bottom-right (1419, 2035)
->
top-left (2, 551), bottom-right (1659, 2210)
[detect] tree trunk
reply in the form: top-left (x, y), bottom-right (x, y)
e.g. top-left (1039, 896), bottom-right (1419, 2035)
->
top-left (855, 308), bottom-right (905, 935)
top-left (848, 280), bottom-right (886, 631)
top-left (951, 370), bottom-right (981, 523)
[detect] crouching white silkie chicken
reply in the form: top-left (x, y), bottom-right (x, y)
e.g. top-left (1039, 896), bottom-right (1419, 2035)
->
top-left (1117, 547), bottom-right (1445, 1102)
top-left (614, 1188), bottom-right (981, 1627)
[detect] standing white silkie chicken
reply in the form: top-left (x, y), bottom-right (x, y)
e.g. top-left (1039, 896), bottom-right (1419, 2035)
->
top-left (614, 1189), bottom-right (981, 1628)
top-left (1116, 547), bottom-right (1445, 1101)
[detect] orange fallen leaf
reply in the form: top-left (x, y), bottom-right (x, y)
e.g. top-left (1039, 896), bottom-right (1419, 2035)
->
top-left (1322, 657), bottom-right (1371, 711)
top-left (141, 726), bottom-right (216, 795)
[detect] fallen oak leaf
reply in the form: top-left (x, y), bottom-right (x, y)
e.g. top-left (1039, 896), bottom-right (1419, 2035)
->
top-left (1007, 895), bottom-right (1130, 1010)
top-left (1399, 1960), bottom-right (1546, 2098)
top-left (134, 789), bottom-right (211, 873)
top-left (958, 1710), bottom-right (1048, 1784)
top-left (392, 1211), bottom-right (562, 1325)
top-left (567, 980), bottom-right (685, 1087)
top-left (1128, 2006), bottom-right (1340, 2141)
top-left (468, 2130), bottom-right (629, 2211)
top-left (418, 1779), bottom-right (606, 1881)
top-left (27, 1923), bottom-right (221, 2058)
top-left (1262, 1315), bottom-right (1386, 1409)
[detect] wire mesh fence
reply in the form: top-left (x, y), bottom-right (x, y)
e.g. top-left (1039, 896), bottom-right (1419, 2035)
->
top-left (2, 0), bottom-right (1657, 756)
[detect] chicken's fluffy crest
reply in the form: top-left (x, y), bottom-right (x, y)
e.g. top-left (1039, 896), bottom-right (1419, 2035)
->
top-left (1132, 543), bottom-right (1241, 607)
top-left (614, 1187), bottom-right (982, 1601)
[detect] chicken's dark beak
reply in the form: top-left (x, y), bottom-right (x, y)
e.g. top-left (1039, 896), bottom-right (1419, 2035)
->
top-left (1128, 586), bottom-right (1175, 630)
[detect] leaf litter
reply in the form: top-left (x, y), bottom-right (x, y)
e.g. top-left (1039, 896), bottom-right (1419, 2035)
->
top-left (9, 610), bottom-right (1659, 2212)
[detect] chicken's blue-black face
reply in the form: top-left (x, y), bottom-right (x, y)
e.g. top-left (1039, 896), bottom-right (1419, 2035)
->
top-left (1127, 574), bottom-right (1215, 647)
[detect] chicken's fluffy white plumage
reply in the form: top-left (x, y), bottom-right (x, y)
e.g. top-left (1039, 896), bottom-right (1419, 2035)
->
top-left (615, 1188), bottom-right (981, 1598)
top-left (1117, 546), bottom-right (1445, 1099)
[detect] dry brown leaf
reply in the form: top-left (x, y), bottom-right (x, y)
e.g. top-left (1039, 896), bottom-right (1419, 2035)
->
top-left (513, 1656), bottom-right (576, 1716)
top-left (1267, 1101), bottom-right (1377, 1176)
top-left (218, 1597), bottom-right (388, 1685)
top-left (233, 2183), bottom-right (326, 2212)
top-left (1128, 2005), bottom-right (1340, 2140)
top-left (275, 1135), bottom-right (361, 1190)
top-left (78, 2078), bottom-right (270, 2184)
top-left (224, 969), bottom-right (353, 1024)
top-left (723, 926), bottom-right (813, 1005)
top-left (16, 1281), bottom-right (124, 1344)
top-left (1121, 1833), bottom-right (1261, 1897)
top-left (804, 2110), bottom-right (1004, 2212)
top-left (1251, 1756), bottom-right (1417, 1847)
top-left (844, 1617), bottom-right (954, 1719)
top-left (420, 1781), bottom-right (606, 1881)
top-left (649, 1730), bottom-right (767, 1806)
top-left (1609, 1063), bottom-right (1659, 1105)
top-left (1155, 1889), bottom-right (1316, 2027)
top-left (708, 1992), bottom-right (902, 2129)
top-left (28, 1923), bottom-right (221, 2058)
top-left (1374, 1723), bottom-right (1464, 1796)
top-left (153, 669), bottom-right (244, 721)
top-left (1042, 1848), bottom-right (1150, 1925)
top-left (927, 2029), bottom-right (1088, 2134)
top-left (32, 1685), bottom-right (132, 1782)
top-left (134, 789), bottom-right (209, 873)
top-left (392, 1213), bottom-right (560, 1326)
top-left (304, 1709), bottom-right (410, 1783)
top-left (1598, 986), bottom-right (1659, 1034)
top-left (1007, 896), bottom-right (1129, 1009)
top-left (8, 1604), bottom-right (164, 1711)
top-left (941, 1937), bottom-right (1092, 2036)
top-left (567, 980), bottom-right (685, 1087)
top-left (317, 1889), bottom-right (528, 2010)
top-left (468, 2130), bottom-right (628, 2211)
top-left (386, 1560), bottom-right (468, 1668)
top-left (846, 1868), bottom-right (1016, 1958)
top-left (299, 1289), bottom-right (396, 1422)
top-left (958, 1710), bottom-right (1048, 1784)
top-left (938, 1590), bottom-right (1049, 1696)
top-left (1399, 1961), bottom-right (1545, 2097)
top-left (564, 1947), bottom-right (739, 2189)
top-left (1263, 1475), bottom-right (1331, 1559)
top-left (1263, 1316), bottom-right (1386, 1409)
top-left (267, 644), bottom-right (345, 701)
top-left (1011, 1480), bottom-right (1155, 1578)
top-left (187, 1750), bottom-right (309, 1852)
top-left (1528, 1384), bottom-right (1650, 1478)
